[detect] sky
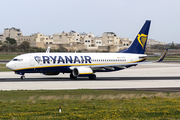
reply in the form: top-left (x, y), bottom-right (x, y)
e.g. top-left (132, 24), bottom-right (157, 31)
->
top-left (0, 0), bottom-right (180, 43)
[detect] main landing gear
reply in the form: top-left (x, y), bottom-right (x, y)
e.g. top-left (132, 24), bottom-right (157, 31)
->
top-left (69, 73), bottom-right (96, 80)
top-left (70, 73), bottom-right (77, 79)
top-left (21, 75), bottom-right (25, 80)
top-left (89, 74), bottom-right (96, 80)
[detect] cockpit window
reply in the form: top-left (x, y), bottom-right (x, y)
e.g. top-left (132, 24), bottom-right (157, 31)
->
top-left (13, 59), bottom-right (23, 61)
top-left (18, 59), bottom-right (23, 61)
top-left (13, 59), bottom-right (18, 61)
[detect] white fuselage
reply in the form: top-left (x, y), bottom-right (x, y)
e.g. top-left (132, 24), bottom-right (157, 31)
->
top-left (6, 52), bottom-right (146, 73)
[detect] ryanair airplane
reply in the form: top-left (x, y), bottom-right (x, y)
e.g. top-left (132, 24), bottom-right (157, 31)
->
top-left (6, 20), bottom-right (167, 80)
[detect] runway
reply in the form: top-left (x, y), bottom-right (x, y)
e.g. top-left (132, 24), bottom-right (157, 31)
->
top-left (0, 63), bottom-right (180, 91)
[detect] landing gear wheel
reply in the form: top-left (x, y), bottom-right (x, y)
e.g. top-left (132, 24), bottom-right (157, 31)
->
top-left (70, 73), bottom-right (77, 79)
top-left (89, 74), bottom-right (96, 80)
top-left (21, 76), bottom-right (25, 80)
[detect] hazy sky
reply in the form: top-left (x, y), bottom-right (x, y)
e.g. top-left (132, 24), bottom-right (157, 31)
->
top-left (0, 0), bottom-right (180, 43)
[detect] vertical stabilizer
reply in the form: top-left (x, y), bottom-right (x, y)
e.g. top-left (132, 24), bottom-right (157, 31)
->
top-left (118, 20), bottom-right (151, 54)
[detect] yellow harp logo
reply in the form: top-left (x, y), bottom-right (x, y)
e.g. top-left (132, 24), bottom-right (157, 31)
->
top-left (137, 34), bottom-right (148, 49)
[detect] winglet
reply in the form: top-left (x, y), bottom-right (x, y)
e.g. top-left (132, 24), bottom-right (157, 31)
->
top-left (46, 46), bottom-right (50, 53)
top-left (157, 49), bottom-right (168, 62)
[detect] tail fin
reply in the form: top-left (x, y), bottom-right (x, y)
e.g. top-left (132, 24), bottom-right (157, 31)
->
top-left (118, 20), bottom-right (151, 54)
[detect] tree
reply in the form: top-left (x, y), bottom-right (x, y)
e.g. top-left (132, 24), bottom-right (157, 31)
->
top-left (169, 42), bottom-right (176, 49)
top-left (18, 41), bottom-right (30, 50)
top-left (0, 40), bottom-right (2, 45)
top-left (5, 37), bottom-right (17, 44)
top-left (150, 44), bottom-right (165, 50)
top-left (9, 44), bottom-right (18, 52)
top-left (0, 44), bottom-right (8, 52)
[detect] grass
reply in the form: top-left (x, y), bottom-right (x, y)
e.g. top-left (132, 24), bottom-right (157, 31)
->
top-left (146, 56), bottom-right (180, 61)
top-left (0, 90), bottom-right (180, 119)
top-left (0, 54), bottom-right (17, 60)
top-left (0, 64), bottom-right (11, 72)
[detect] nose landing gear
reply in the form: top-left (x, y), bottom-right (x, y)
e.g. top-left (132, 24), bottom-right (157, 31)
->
top-left (15, 72), bottom-right (25, 80)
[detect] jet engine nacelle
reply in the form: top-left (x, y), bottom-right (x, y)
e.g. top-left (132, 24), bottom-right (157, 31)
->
top-left (42, 72), bottom-right (60, 75)
top-left (72, 67), bottom-right (93, 77)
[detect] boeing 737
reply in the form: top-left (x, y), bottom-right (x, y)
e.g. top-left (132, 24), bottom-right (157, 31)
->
top-left (6, 20), bottom-right (167, 80)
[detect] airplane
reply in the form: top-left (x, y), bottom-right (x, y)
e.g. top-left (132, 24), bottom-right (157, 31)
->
top-left (6, 20), bottom-right (167, 80)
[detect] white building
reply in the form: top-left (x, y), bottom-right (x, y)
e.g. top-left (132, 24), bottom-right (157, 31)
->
top-left (94, 37), bottom-right (102, 46)
top-left (102, 32), bottom-right (117, 46)
top-left (147, 39), bottom-right (167, 47)
top-left (0, 33), bottom-right (3, 41)
top-left (2, 27), bottom-right (22, 42)
top-left (53, 31), bottom-right (81, 45)
top-left (84, 33), bottom-right (95, 48)
top-left (120, 38), bottom-right (132, 47)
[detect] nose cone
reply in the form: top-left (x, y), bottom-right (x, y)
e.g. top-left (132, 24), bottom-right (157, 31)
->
top-left (6, 62), bottom-right (14, 70)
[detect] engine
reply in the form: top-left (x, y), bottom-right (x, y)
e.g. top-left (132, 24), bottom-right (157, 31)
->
top-left (42, 72), bottom-right (60, 75)
top-left (72, 67), bottom-right (93, 77)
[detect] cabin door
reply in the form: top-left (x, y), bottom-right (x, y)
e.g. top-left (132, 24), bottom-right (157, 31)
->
top-left (129, 56), bottom-right (133, 62)
top-left (29, 55), bottom-right (35, 66)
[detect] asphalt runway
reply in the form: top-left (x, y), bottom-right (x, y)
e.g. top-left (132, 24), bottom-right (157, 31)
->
top-left (0, 60), bottom-right (9, 64)
top-left (0, 63), bottom-right (180, 91)
top-left (1, 76), bottom-right (180, 82)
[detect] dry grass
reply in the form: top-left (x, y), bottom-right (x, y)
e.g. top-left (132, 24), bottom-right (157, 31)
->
top-left (33, 92), bottom-right (180, 101)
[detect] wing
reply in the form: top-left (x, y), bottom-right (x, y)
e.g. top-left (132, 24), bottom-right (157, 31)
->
top-left (69, 49), bottom-right (168, 71)
top-left (90, 61), bottom-right (152, 71)
top-left (90, 49), bottom-right (168, 70)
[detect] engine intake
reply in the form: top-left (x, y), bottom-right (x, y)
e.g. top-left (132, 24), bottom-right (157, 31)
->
top-left (72, 67), bottom-right (93, 77)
